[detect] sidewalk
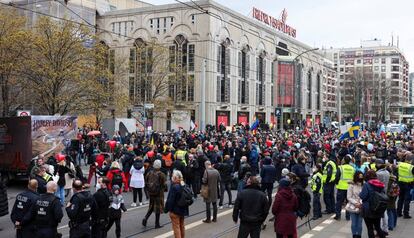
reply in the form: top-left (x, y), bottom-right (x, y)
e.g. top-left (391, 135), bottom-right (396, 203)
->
top-left (300, 207), bottom-right (414, 238)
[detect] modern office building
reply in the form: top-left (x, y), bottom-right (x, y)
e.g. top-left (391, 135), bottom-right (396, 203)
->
top-left (96, 0), bottom-right (338, 131)
top-left (326, 39), bottom-right (409, 123)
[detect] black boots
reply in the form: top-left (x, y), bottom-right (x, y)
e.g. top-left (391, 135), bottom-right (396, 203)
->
top-left (155, 213), bottom-right (163, 229)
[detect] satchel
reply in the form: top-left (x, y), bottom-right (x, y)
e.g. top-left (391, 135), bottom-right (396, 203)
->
top-left (200, 170), bottom-right (209, 199)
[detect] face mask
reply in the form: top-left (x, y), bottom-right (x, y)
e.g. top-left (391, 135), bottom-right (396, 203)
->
top-left (312, 168), bottom-right (318, 173)
top-left (96, 183), bottom-right (101, 190)
top-left (322, 157), bottom-right (328, 162)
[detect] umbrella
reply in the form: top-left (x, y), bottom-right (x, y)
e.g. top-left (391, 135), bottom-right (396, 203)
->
top-left (87, 130), bottom-right (101, 136)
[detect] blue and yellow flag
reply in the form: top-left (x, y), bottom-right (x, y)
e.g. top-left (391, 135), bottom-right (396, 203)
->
top-left (339, 120), bottom-right (360, 141)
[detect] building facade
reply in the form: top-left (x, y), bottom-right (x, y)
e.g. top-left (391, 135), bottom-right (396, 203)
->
top-left (97, 0), bottom-right (338, 131)
top-left (327, 40), bottom-right (409, 123)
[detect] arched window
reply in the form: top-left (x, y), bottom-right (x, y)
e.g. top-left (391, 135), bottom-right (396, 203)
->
top-left (217, 38), bottom-right (231, 103)
top-left (128, 38), bottom-right (153, 104)
top-left (238, 45), bottom-right (250, 104)
top-left (168, 34), bottom-right (195, 102)
top-left (256, 51), bottom-right (266, 106)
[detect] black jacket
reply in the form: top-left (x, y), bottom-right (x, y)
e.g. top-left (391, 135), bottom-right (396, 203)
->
top-left (93, 188), bottom-right (112, 220)
top-left (260, 164), bottom-right (277, 184)
top-left (34, 174), bottom-right (48, 194)
top-left (238, 163), bottom-right (251, 180)
top-left (31, 193), bottom-right (63, 228)
top-left (172, 160), bottom-right (187, 180)
top-left (66, 191), bottom-right (97, 224)
top-left (10, 189), bottom-right (39, 227)
top-left (232, 184), bottom-right (268, 224)
top-left (215, 160), bottom-right (233, 183)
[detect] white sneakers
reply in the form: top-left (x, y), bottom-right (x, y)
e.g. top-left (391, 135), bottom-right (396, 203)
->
top-left (139, 202), bottom-right (143, 206)
top-left (228, 204), bottom-right (233, 208)
top-left (131, 203), bottom-right (137, 207)
top-left (219, 206), bottom-right (224, 210)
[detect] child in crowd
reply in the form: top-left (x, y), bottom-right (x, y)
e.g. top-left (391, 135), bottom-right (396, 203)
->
top-left (107, 185), bottom-right (127, 238)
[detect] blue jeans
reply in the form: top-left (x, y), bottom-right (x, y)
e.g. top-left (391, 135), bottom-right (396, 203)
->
top-left (56, 186), bottom-right (65, 205)
top-left (350, 212), bottom-right (363, 235)
top-left (237, 180), bottom-right (246, 193)
top-left (387, 208), bottom-right (397, 230)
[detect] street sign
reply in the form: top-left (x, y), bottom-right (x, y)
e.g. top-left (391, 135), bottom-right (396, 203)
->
top-left (17, 110), bottom-right (31, 116)
top-left (274, 108), bottom-right (281, 118)
top-left (132, 105), bottom-right (144, 112)
top-left (144, 103), bottom-right (154, 109)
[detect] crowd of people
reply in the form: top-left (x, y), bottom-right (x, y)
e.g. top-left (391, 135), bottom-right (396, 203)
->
top-left (8, 123), bottom-right (414, 238)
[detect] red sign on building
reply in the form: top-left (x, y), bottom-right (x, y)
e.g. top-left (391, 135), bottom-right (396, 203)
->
top-left (252, 8), bottom-right (297, 38)
top-left (277, 61), bottom-right (295, 107)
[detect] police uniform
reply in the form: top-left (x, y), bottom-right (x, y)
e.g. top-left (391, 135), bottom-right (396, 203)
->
top-left (335, 164), bottom-right (355, 220)
top-left (66, 191), bottom-right (97, 238)
top-left (175, 150), bottom-right (188, 166)
top-left (322, 159), bottom-right (337, 214)
top-left (397, 161), bottom-right (414, 217)
top-left (92, 188), bottom-right (112, 238)
top-left (32, 193), bottom-right (63, 238)
top-left (10, 189), bottom-right (39, 238)
top-left (310, 171), bottom-right (323, 218)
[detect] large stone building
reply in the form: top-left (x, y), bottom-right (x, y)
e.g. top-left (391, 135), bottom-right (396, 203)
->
top-left (97, 0), bottom-right (338, 131)
top-left (326, 39), bottom-right (409, 123)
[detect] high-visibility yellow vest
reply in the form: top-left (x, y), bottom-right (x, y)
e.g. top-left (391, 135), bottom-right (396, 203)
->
top-left (336, 164), bottom-right (355, 190)
top-left (311, 172), bottom-right (323, 194)
top-left (398, 162), bottom-right (414, 183)
top-left (175, 150), bottom-right (187, 166)
top-left (369, 163), bottom-right (377, 171)
top-left (322, 160), bottom-right (337, 183)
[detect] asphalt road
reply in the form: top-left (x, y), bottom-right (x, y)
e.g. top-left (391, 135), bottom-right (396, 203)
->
top-left (0, 166), bottom-right (334, 238)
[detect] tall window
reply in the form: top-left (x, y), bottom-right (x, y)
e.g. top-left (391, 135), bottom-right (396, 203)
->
top-left (238, 46), bottom-right (250, 104)
top-left (316, 73), bottom-right (321, 110)
top-left (129, 38), bottom-right (153, 104)
top-left (307, 71), bottom-right (312, 109)
top-left (217, 39), bottom-right (230, 103)
top-left (168, 35), bottom-right (195, 102)
top-left (256, 52), bottom-right (266, 106)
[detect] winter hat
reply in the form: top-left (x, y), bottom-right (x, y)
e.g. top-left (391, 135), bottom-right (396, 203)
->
top-left (279, 178), bottom-right (290, 188)
top-left (153, 159), bottom-right (162, 169)
top-left (112, 184), bottom-right (120, 193)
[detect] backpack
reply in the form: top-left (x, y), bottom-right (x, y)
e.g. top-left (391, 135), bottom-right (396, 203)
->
top-left (369, 190), bottom-right (389, 216)
top-left (295, 187), bottom-right (311, 218)
top-left (177, 185), bottom-right (194, 207)
top-left (388, 181), bottom-right (400, 198)
top-left (146, 170), bottom-right (161, 196)
top-left (111, 171), bottom-right (123, 188)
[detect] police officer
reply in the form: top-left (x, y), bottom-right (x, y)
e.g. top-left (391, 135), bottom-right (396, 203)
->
top-left (322, 154), bottom-right (337, 214)
top-left (10, 179), bottom-right (40, 238)
top-left (31, 181), bottom-right (63, 238)
top-left (66, 179), bottom-right (97, 238)
top-left (92, 176), bottom-right (112, 238)
top-left (397, 154), bottom-right (414, 219)
top-left (334, 155), bottom-right (355, 220)
top-left (310, 164), bottom-right (323, 219)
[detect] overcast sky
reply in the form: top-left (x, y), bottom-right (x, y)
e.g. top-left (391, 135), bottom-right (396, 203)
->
top-left (144, 0), bottom-right (414, 70)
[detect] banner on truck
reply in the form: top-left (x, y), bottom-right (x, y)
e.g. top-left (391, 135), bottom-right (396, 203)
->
top-left (31, 116), bottom-right (78, 159)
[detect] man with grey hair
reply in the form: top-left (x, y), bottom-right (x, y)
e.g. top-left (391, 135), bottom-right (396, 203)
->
top-left (142, 159), bottom-right (166, 229)
top-left (31, 181), bottom-right (63, 238)
top-left (202, 160), bottom-right (220, 223)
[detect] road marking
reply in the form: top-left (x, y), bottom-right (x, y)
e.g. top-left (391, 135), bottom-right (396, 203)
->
top-left (300, 209), bottom-right (345, 237)
top-left (154, 192), bottom-right (277, 238)
top-left (301, 234), bottom-right (314, 238)
top-left (154, 209), bottom-right (234, 238)
top-left (312, 226), bottom-right (324, 231)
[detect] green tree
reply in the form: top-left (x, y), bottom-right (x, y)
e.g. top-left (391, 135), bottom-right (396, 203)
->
top-left (0, 7), bottom-right (32, 116)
